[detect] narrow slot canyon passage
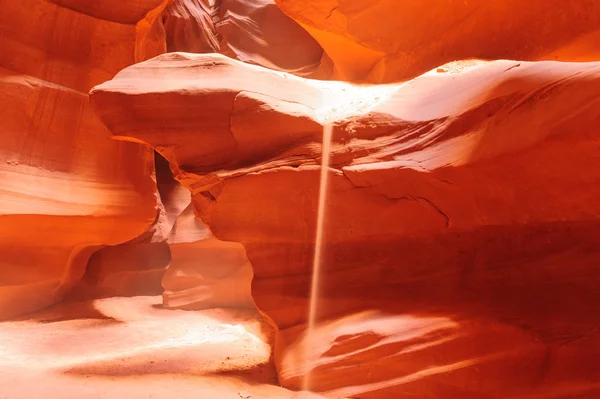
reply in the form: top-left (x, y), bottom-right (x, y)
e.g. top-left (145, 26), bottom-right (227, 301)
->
top-left (1, 1), bottom-right (600, 398)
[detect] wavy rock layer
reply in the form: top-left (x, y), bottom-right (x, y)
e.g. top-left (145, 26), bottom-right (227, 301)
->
top-left (136, 0), bottom-right (324, 76)
top-left (275, 0), bottom-right (600, 82)
top-left (0, 0), bottom-right (161, 318)
top-left (91, 53), bottom-right (600, 398)
top-left (75, 152), bottom-right (190, 299)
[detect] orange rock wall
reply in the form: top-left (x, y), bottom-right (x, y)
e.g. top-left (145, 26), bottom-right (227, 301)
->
top-left (4, 1), bottom-right (600, 398)
top-left (276, 0), bottom-right (600, 82)
top-left (91, 54), bottom-right (600, 398)
top-left (0, 0), bottom-right (162, 318)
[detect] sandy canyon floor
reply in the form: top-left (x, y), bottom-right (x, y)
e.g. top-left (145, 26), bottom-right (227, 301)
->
top-left (0, 296), bottom-right (325, 399)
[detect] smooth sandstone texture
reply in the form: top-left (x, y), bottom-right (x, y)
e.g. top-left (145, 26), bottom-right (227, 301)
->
top-left (47, 0), bottom-right (164, 24)
top-left (0, 0), bottom-right (161, 318)
top-left (275, 0), bottom-right (600, 82)
top-left (74, 153), bottom-right (190, 299)
top-left (91, 53), bottom-right (600, 398)
top-left (156, 155), bottom-right (254, 311)
top-left (135, 0), bottom-right (324, 76)
top-left (162, 212), bottom-right (255, 311)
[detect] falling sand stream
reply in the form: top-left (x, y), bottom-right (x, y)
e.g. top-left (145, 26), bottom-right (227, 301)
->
top-left (302, 123), bottom-right (334, 392)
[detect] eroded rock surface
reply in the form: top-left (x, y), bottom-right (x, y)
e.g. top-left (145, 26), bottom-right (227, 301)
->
top-left (0, 0), bottom-right (161, 318)
top-left (91, 53), bottom-right (600, 397)
top-left (275, 0), bottom-right (600, 82)
top-left (162, 214), bottom-right (255, 310)
top-left (136, 0), bottom-right (324, 76)
top-left (74, 152), bottom-right (190, 299)
top-left (4, 0), bottom-right (600, 396)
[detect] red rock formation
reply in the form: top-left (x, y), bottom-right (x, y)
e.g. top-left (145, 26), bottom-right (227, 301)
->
top-left (162, 209), bottom-right (255, 310)
top-left (275, 0), bottom-right (600, 82)
top-left (136, 0), bottom-right (324, 76)
top-left (76, 153), bottom-right (190, 298)
top-left (91, 53), bottom-right (600, 398)
top-left (1, 0), bottom-right (294, 318)
top-left (3, 0), bottom-right (600, 397)
top-left (0, 0), bottom-right (162, 318)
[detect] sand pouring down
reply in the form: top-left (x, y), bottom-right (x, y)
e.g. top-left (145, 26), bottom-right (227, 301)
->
top-left (303, 123), bottom-right (334, 393)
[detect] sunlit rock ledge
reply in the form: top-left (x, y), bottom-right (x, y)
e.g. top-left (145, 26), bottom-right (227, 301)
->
top-left (90, 52), bottom-right (600, 398)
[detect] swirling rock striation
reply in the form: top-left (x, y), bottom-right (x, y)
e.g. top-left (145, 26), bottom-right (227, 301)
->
top-left (275, 0), bottom-right (600, 82)
top-left (0, 0), bottom-right (162, 318)
top-left (136, 0), bottom-right (324, 76)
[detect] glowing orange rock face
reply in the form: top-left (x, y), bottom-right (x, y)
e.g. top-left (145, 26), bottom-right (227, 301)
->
top-left (5, 0), bottom-right (600, 396)
top-left (91, 53), bottom-right (600, 397)
top-left (0, 0), bottom-right (161, 318)
top-left (275, 0), bottom-right (600, 82)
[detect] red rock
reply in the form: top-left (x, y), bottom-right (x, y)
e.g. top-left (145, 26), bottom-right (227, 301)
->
top-left (48, 0), bottom-right (164, 24)
top-left (74, 153), bottom-right (190, 299)
top-left (3, 0), bottom-right (600, 397)
top-left (0, 0), bottom-right (161, 318)
top-left (275, 0), bottom-right (600, 82)
top-left (162, 216), bottom-right (255, 310)
top-left (91, 53), bottom-right (600, 397)
top-left (136, 0), bottom-right (324, 76)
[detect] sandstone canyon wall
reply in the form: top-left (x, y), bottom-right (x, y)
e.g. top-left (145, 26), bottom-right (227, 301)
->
top-left (2, 1), bottom-right (600, 398)
top-left (135, 0), bottom-right (325, 75)
top-left (0, 0), bottom-right (168, 318)
top-left (276, 0), bottom-right (600, 82)
top-left (91, 53), bottom-right (600, 398)
top-left (0, 0), bottom-right (270, 317)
